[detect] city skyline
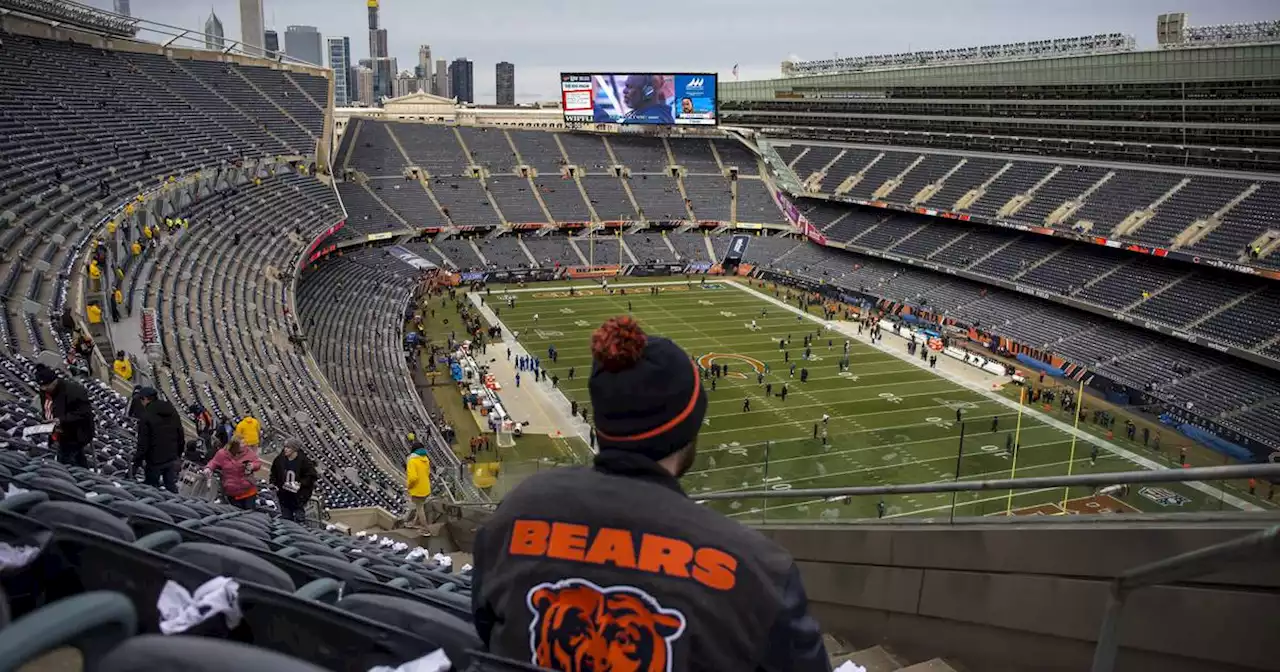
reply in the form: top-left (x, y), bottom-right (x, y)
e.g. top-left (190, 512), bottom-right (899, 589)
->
top-left (89, 0), bottom-right (1278, 104)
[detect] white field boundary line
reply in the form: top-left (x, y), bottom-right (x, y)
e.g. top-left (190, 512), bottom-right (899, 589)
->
top-left (466, 293), bottom-right (594, 456)
top-left (729, 280), bottom-right (1259, 511)
top-left (490, 279), bottom-right (712, 294)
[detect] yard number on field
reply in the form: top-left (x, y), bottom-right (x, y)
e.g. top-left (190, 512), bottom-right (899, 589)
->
top-left (879, 393), bottom-right (903, 404)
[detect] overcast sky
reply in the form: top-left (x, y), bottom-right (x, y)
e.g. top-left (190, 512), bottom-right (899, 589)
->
top-left (86, 0), bottom-right (1277, 104)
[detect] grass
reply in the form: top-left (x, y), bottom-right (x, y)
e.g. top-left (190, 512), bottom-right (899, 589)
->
top-left (475, 278), bottom-right (1263, 521)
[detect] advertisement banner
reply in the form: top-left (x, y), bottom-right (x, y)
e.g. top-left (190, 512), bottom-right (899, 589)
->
top-left (723, 234), bottom-right (751, 262)
top-left (628, 263), bottom-right (686, 277)
top-left (564, 265), bottom-right (622, 279)
top-left (484, 268), bottom-right (561, 283)
top-left (561, 73), bottom-right (718, 126)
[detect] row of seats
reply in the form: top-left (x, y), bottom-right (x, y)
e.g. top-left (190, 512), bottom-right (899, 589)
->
top-left (333, 119), bottom-right (784, 236)
top-left (798, 199), bottom-right (1280, 354)
top-left (773, 142), bottom-right (1280, 269)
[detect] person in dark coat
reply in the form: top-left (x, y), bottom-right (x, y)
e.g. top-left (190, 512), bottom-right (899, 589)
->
top-left (470, 317), bottom-right (829, 672)
top-left (35, 364), bottom-right (94, 467)
top-left (133, 387), bottom-right (184, 492)
top-left (270, 438), bottom-right (318, 523)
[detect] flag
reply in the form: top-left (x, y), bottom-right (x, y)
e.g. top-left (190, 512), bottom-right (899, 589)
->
top-left (732, 63), bottom-right (739, 79)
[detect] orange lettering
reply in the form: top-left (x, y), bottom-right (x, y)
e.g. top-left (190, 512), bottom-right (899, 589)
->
top-left (583, 527), bottom-right (637, 568)
top-left (510, 519), bottom-right (550, 556)
top-left (546, 522), bottom-right (589, 562)
top-left (636, 534), bottom-right (693, 578)
top-left (692, 547), bottom-right (738, 590)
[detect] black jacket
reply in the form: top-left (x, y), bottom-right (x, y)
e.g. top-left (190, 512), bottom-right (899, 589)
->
top-left (42, 379), bottom-right (94, 448)
top-left (269, 450), bottom-right (318, 506)
top-left (471, 451), bottom-right (830, 672)
top-left (134, 399), bottom-right (185, 468)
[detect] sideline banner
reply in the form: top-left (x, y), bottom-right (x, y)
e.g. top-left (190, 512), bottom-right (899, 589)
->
top-left (564, 265), bottom-right (621, 279)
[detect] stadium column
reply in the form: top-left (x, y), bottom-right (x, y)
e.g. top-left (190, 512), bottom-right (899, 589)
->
top-left (1059, 378), bottom-right (1087, 510)
top-left (1004, 387), bottom-right (1027, 515)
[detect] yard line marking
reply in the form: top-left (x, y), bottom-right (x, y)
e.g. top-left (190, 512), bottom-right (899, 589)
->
top-left (729, 280), bottom-right (1257, 512)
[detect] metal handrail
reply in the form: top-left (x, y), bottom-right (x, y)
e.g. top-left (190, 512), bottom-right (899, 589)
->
top-left (1090, 524), bottom-right (1280, 672)
top-left (695, 463), bottom-right (1280, 501)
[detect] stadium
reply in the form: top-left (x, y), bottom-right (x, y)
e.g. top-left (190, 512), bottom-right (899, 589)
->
top-left (0, 0), bottom-right (1275, 670)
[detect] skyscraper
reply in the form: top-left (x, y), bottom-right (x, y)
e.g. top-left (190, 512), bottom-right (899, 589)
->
top-left (450, 57), bottom-right (474, 104)
top-left (434, 58), bottom-right (449, 97)
top-left (284, 25), bottom-right (323, 66)
top-left (204, 11), bottom-right (225, 51)
top-left (356, 66), bottom-right (375, 106)
top-left (418, 45), bottom-right (432, 88)
top-left (239, 0), bottom-right (264, 52)
top-left (264, 30), bottom-right (279, 58)
top-left (113, 0), bottom-right (130, 17)
top-left (328, 37), bottom-right (352, 106)
top-left (495, 61), bottom-right (515, 106)
top-left (366, 0), bottom-right (391, 101)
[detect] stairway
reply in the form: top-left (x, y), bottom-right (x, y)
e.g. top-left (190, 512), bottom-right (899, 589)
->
top-left (825, 636), bottom-right (961, 672)
top-left (469, 239), bottom-right (488, 266)
top-left (702, 233), bottom-right (717, 262)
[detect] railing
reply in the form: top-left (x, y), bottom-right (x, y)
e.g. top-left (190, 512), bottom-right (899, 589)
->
top-left (694, 463), bottom-right (1280, 523)
top-left (1090, 522), bottom-right (1280, 672)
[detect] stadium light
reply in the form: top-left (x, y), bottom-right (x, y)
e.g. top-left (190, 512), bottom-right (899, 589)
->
top-left (1167, 19), bottom-right (1280, 48)
top-left (785, 33), bottom-right (1136, 77)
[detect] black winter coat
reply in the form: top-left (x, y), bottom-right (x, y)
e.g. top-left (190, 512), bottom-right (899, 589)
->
top-left (270, 450), bottom-right (318, 506)
top-left (134, 399), bottom-right (185, 468)
top-left (42, 379), bottom-right (94, 447)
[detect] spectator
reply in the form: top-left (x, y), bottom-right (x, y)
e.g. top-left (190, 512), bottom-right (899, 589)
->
top-left (205, 438), bottom-right (262, 509)
top-left (132, 387), bottom-right (185, 492)
top-left (270, 438), bottom-right (318, 523)
top-left (404, 441), bottom-right (432, 527)
top-left (235, 414), bottom-right (262, 448)
top-left (189, 403), bottom-right (214, 444)
top-left (470, 316), bottom-right (828, 671)
top-left (35, 364), bottom-right (94, 467)
top-left (112, 351), bottom-right (133, 381)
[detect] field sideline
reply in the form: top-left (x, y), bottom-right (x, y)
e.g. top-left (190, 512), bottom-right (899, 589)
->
top-left (479, 278), bottom-right (1247, 521)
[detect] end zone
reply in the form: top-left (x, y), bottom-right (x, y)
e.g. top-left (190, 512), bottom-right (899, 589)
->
top-left (1002, 494), bottom-right (1142, 516)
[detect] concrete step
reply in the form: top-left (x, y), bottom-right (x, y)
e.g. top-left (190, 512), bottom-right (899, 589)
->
top-left (896, 658), bottom-right (961, 672)
top-left (832, 645), bottom-right (905, 672)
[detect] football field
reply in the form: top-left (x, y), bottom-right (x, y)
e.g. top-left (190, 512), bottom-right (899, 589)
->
top-left (483, 278), bottom-right (1244, 522)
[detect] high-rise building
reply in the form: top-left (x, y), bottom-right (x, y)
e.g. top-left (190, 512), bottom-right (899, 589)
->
top-left (113, 0), bottom-right (130, 17)
top-left (356, 65), bottom-right (375, 106)
top-left (434, 58), bottom-right (449, 97)
top-left (264, 30), bottom-right (279, 58)
top-left (238, 0), bottom-right (264, 52)
top-left (365, 0), bottom-right (391, 100)
top-left (418, 45), bottom-right (432, 87)
top-left (204, 11), bottom-right (225, 51)
top-left (328, 37), bottom-right (352, 106)
top-left (393, 71), bottom-right (421, 98)
top-left (450, 57), bottom-right (474, 104)
top-left (495, 61), bottom-right (515, 106)
top-left (284, 25), bottom-right (323, 66)
top-left (373, 57), bottom-right (396, 101)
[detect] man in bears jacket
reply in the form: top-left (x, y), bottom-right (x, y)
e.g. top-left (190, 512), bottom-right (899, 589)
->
top-left (471, 317), bottom-right (830, 672)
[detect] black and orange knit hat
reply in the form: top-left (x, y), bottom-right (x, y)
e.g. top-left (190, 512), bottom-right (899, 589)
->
top-left (588, 316), bottom-right (707, 461)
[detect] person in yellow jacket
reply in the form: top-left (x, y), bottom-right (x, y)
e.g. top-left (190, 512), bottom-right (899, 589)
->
top-left (112, 351), bottom-right (132, 381)
top-left (142, 225), bottom-right (153, 240)
top-left (235, 415), bottom-right (262, 447)
top-left (404, 442), bottom-right (432, 527)
top-left (88, 261), bottom-right (102, 291)
top-left (86, 303), bottom-right (103, 324)
top-left (130, 240), bottom-right (142, 257)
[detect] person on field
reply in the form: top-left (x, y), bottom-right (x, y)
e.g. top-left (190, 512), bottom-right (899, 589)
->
top-left (471, 316), bottom-right (829, 671)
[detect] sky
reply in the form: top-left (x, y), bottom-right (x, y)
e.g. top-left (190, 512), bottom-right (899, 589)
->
top-left (85, 0), bottom-right (1278, 104)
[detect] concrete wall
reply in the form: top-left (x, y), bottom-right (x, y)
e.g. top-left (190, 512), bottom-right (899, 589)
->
top-left (758, 514), bottom-right (1280, 671)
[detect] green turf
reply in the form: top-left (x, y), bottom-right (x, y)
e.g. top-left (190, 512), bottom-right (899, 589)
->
top-left (480, 279), bottom-right (1256, 522)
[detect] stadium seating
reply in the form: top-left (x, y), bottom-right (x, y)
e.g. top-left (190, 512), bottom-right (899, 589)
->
top-left (772, 142), bottom-right (1280, 270)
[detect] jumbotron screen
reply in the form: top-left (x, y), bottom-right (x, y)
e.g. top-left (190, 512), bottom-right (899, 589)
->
top-left (561, 73), bottom-right (717, 126)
